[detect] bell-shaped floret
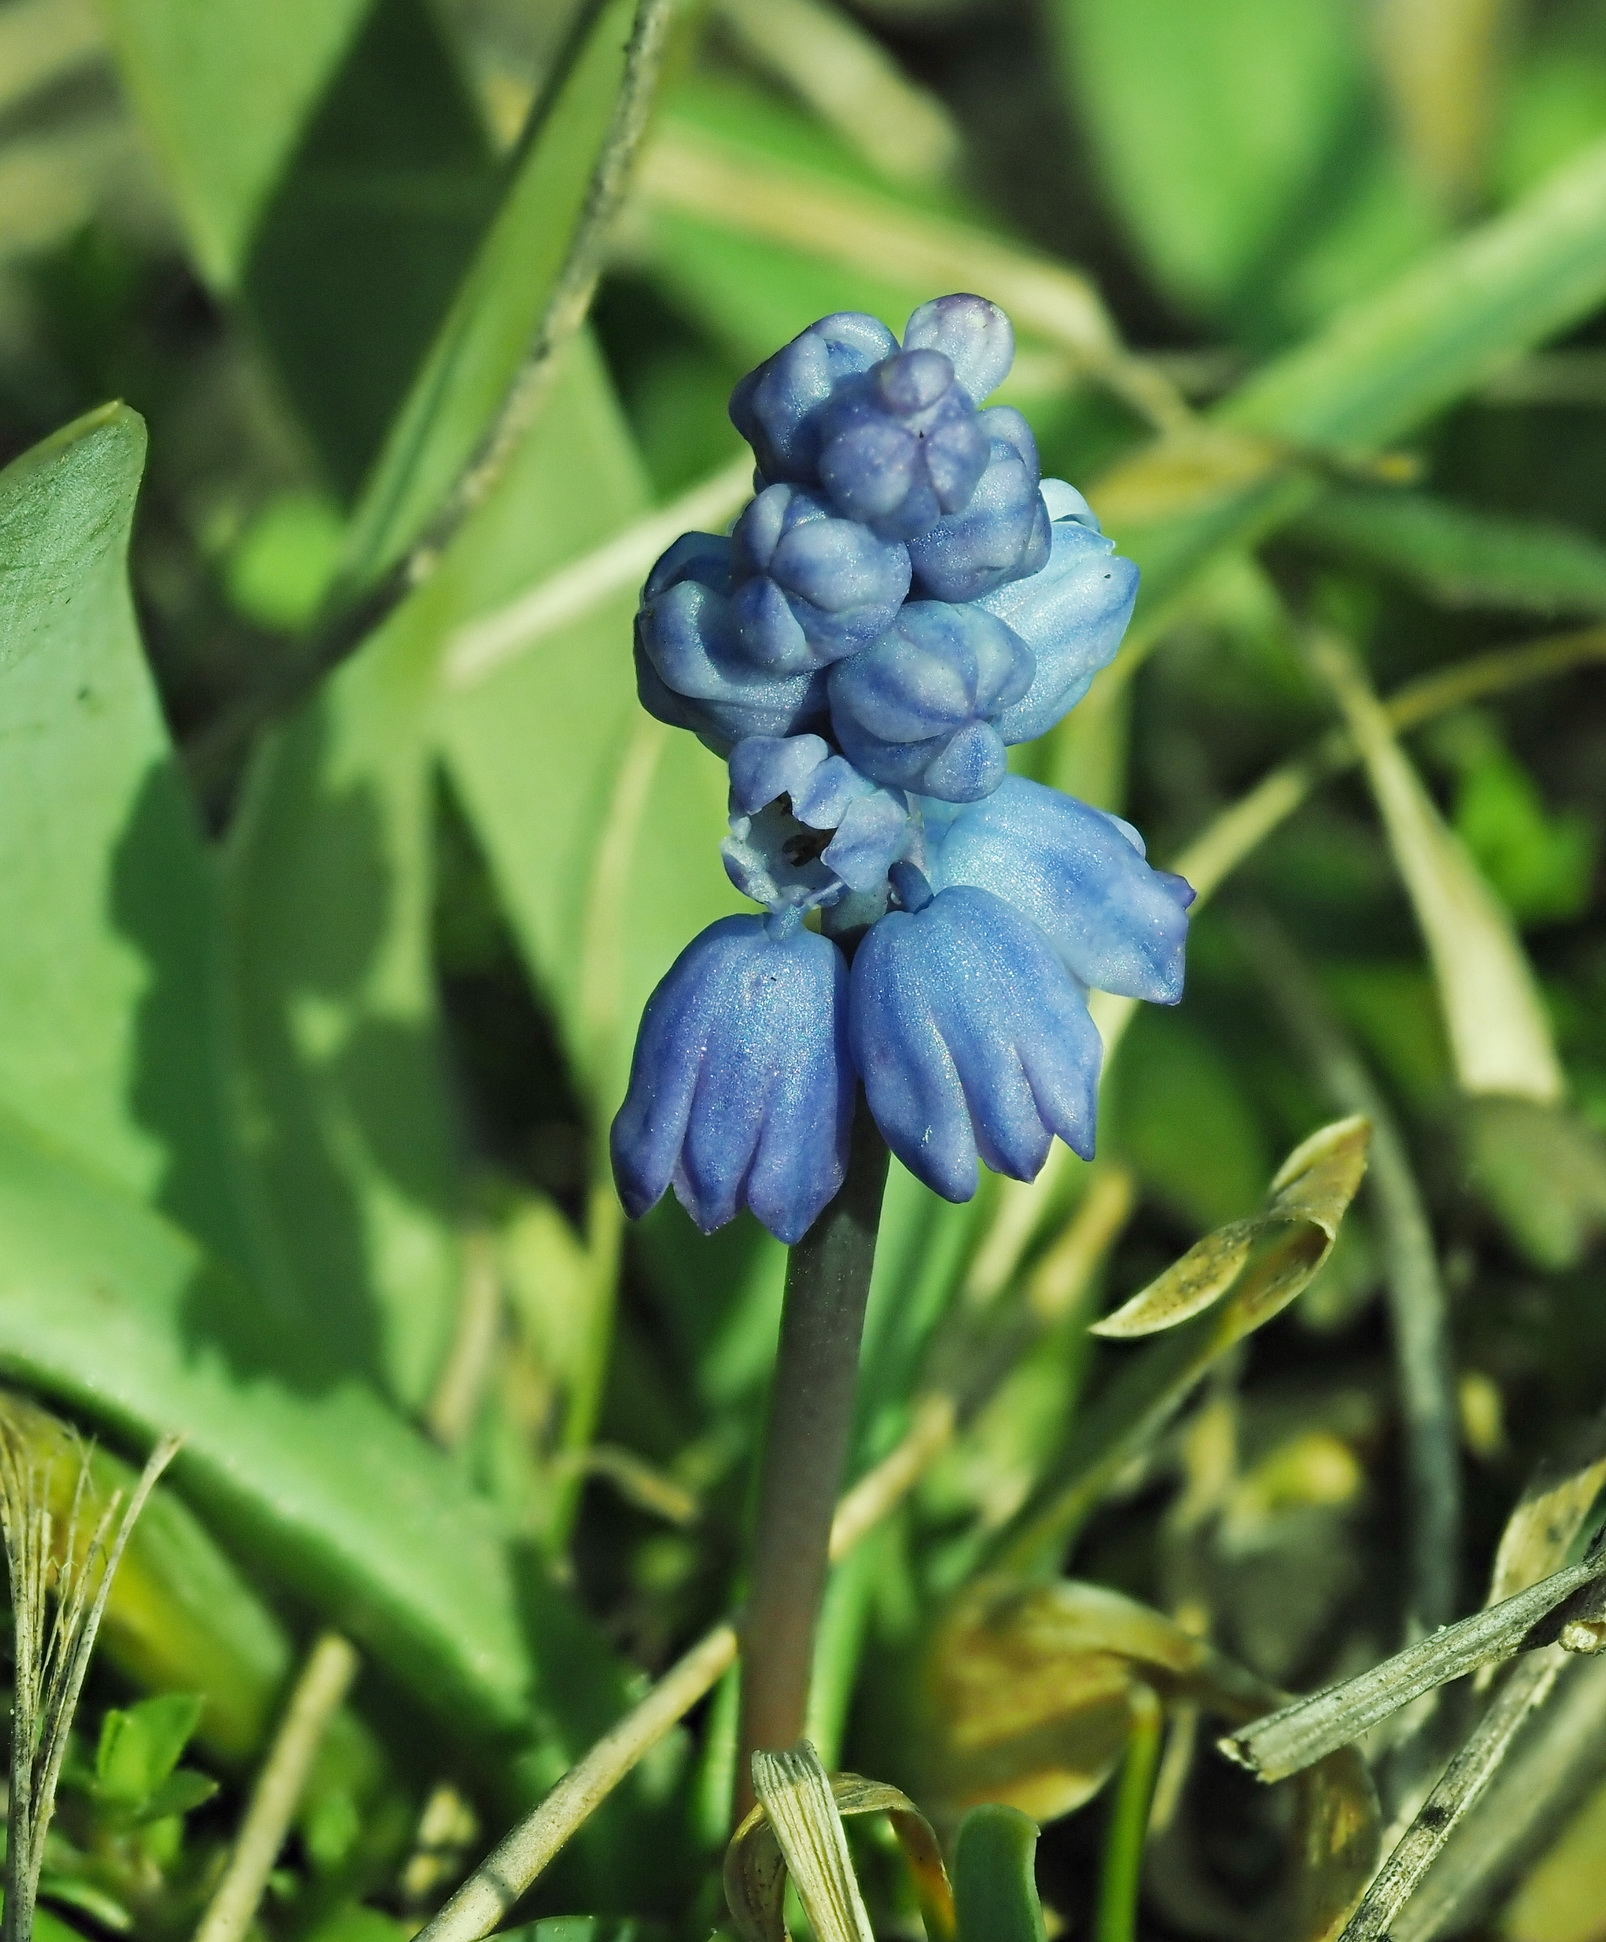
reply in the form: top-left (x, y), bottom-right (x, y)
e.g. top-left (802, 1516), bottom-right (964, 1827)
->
top-left (849, 880), bottom-right (1101, 1202)
top-left (815, 349), bottom-right (991, 540)
top-left (730, 311), bottom-right (898, 483)
top-left (902, 293), bottom-right (1015, 403)
top-left (727, 733), bottom-right (911, 896)
top-left (728, 484), bottom-right (911, 671)
top-left (976, 480), bottom-right (1139, 745)
top-left (906, 408), bottom-right (1051, 602)
top-left (925, 775), bottom-right (1193, 1002)
top-left (828, 600), bottom-right (1034, 802)
top-left (635, 531), bottom-right (828, 748)
top-left (611, 915), bottom-right (854, 1243)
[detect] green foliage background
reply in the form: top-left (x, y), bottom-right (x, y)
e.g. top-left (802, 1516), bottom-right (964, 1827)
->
top-left (3, 0), bottom-right (1606, 1938)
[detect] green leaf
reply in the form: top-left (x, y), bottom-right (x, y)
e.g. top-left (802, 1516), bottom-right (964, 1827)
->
top-left (0, 405), bottom-right (258, 1283)
top-left (953, 1804), bottom-right (1047, 1942)
top-left (1054, 0), bottom-right (1437, 337)
top-left (95, 1692), bottom-right (204, 1809)
top-left (0, 1103), bottom-right (538, 1738)
top-left (1297, 485), bottom-right (1606, 618)
top-left (136, 1769), bottom-right (219, 1823)
top-left (1222, 133), bottom-right (1606, 451)
top-left (239, 0), bottom-right (500, 497)
top-left (341, 0), bottom-right (645, 585)
top-left (438, 334), bottom-right (741, 1113)
top-left (223, 578), bottom-right (463, 1409)
top-left (97, 0), bottom-right (372, 290)
top-left (1106, 1010), bottom-right (1272, 1232)
top-left (1100, 133), bottom-right (1606, 641)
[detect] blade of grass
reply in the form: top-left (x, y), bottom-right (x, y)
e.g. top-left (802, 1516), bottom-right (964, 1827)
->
top-left (1095, 1683), bottom-right (1164, 1942)
top-left (1306, 628), bottom-right (1565, 1103)
top-left (1387, 1653), bottom-right (1606, 1942)
top-left (190, 1631), bottom-right (361, 1942)
top-left (634, 119), bottom-right (1190, 433)
top-left (1236, 908), bottom-right (1461, 1637)
top-left (2, 1425), bottom-right (180, 1942)
top-left (1220, 1550), bottom-right (1605, 1782)
top-left (1335, 1654), bottom-right (1564, 1942)
top-left (713, 0), bottom-right (960, 188)
top-left (442, 454), bottom-right (755, 691)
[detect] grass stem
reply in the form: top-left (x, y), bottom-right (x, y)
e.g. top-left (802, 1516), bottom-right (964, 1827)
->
top-left (191, 1631), bottom-right (360, 1942)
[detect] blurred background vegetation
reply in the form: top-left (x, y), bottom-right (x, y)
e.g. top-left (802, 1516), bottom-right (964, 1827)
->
top-left (7, 0), bottom-right (1606, 1939)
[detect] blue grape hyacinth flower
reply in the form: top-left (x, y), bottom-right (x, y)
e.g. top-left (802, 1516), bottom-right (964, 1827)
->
top-left (849, 870), bottom-right (1103, 1201)
top-left (610, 913), bottom-right (854, 1243)
top-left (613, 293), bottom-right (1193, 1238)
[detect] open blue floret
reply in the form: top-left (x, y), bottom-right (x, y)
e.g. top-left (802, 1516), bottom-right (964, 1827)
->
top-left (614, 294), bottom-right (1192, 1240)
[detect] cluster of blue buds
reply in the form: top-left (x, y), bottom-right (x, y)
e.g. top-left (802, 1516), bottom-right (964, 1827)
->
top-left (612, 296), bottom-right (1194, 1243)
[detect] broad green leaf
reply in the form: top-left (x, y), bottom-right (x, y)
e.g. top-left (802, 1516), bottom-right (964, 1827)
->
top-left (0, 405), bottom-right (256, 1281)
top-left (224, 577), bottom-right (463, 1409)
top-left (98, 0), bottom-right (373, 291)
top-left (95, 1693), bottom-right (205, 1809)
top-left (1055, 0), bottom-right (1437, 337)
top-left (1297, 486), bottom-right (1606, 618)
top-left (438, 334), bottom-right (740, 1114)
top-left (342, 0), bottom-right (644, 586)
top-left (240, 0), bottom-right (499, 497)
top-left (0, 1104), bottom-right (538, 1736)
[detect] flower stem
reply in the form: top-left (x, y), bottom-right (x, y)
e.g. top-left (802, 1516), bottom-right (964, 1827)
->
top-left (735, 1100), bottom-right (889, 1822)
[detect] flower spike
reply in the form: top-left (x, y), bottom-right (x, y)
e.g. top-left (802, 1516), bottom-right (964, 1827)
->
top-left (618, 292), bottom-right (1186, 1237)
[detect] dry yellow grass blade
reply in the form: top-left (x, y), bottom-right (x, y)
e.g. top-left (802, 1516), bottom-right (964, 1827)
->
top-left (1308, 630), bottom-right (1565, 1104)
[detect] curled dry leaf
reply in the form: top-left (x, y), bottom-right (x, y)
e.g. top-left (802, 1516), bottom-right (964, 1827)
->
top-left (1486, 1412), bottom-right (1606, 1608)
top-left (1092, 1117), bottom-right (1371, 1340)
top-left (917, 1577), bottom-right (1381, 1942)
top-left (917, 1576), bottom-right (1279, 1823)
top-left (1280, 1746), bottom-right (1382, 1942)
top-left (725, 1746), bottom-right (956, 1942)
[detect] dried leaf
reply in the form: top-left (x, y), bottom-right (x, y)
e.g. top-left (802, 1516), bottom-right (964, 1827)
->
top-left (1487, 1415), bottom-right (1606, 1608)
top-left (919, 1577), bottom-right (1278, 1823)
top-left (741, 1745), bottom-right (874, 1942)
top-left (831, 1775), bottom-right (955, 1942)
top-left (1219, 1552), bottom-right (1606, 1782)
top-left (1092, 1117), bottom-right (1371, 1339)
top-left (1281, 1748), bottom-right (1383, 1942)
top-left (1308, 631), bottom-right (1565, 1103)
top-left (726, 1750), bottom-right (955, 1942)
